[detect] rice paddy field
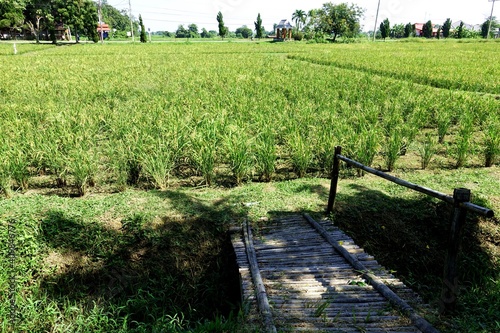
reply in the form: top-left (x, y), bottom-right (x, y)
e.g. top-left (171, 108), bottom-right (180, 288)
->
top-left (0, 40), bottom-right (499, 332)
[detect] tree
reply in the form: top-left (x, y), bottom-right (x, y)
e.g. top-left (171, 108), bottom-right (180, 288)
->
top-left (380, 18), bottom-right (389, 40)
top-left (442, 18), bottom-right (452, 38)
top-left (317, 2), bottom-right (364, 42)
top-left (292, 9), bottom-right (306, 31)
top-left (423, 20), bottom-right (433, 38)
top-left (200, 27), bottom-right (210, 38)
top-left (481, 18), bottom-right (498, 38)
top-left (216, 11), bottom-right (227, 39)
top-left (175, 24), bottom-right (188, 38)
top-left (24, 0), bottom-right (54, 43)
top-left (391, 23), bottom-right (405, 38)
top-left (139, 14), bottom-right (146, 42)
top-left (188, 23), bottom-right (199, 38)
top-left (404, 22), bottom-right (413, 38)
top-left (101, 3), bottom-right (129, 33)
top-left (0, 0), bottom-right (25, 39)
top-left (254, 13), bottom-right (263, 38)
top-left (456, 21), bottom-right (464, 39)
top-left (235, 25), bottom-right (252, 38)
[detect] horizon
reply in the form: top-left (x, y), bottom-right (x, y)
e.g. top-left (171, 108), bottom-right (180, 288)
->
top-left (104, 0), bottom-right (497, 33)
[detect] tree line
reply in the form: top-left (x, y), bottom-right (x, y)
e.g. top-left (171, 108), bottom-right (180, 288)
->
top-left (0, 0), bottom-right (103, 42)
top-left (378, 17), bottom-right (499, 40)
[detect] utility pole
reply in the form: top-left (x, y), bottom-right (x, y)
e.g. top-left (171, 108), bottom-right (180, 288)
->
top-left (98, 0), bottom-right (103, 44)
top-left (488, 0), bottom-right (497, 39)
top-left (129, 0), bottom-right (135, 43)
top-left (373, 0), bottom-right (381, 41)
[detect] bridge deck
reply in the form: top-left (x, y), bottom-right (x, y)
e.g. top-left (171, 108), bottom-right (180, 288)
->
top-left (232, 214), bottom-right (435, 332)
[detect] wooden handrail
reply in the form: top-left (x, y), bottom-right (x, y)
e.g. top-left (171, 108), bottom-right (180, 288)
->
top-left (328, 149), bottom-right (494, 218)
top-left (327, 146), bottom-right (495, 314)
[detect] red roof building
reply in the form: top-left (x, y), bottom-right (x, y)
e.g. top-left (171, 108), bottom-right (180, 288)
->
top-left (414, 23), bottom-right (439, 37)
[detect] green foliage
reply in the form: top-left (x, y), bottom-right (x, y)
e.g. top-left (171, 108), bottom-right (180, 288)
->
top-left (416, 132), bottom-right (438, 169)
top-left (255, 128), bottom-right (276, 182)
top-left (216, 11), bottom-right (227, 39)
top-left (139, 14), bottom-right (147, 43)
top-left (483, 114), bottom-right (500, 167)
top-left (235, 25), bottom-right (252, 39)
top-left (404, 22), bottom-right (413, 38)
top-left (481, 18), bottom-right (499, 38)
top-left (188, 23), bottom-right (199, 38)
top-left (442, 18), bottom-right (452, 38)
top-left (223, 127), bottom-right (254, 185)
top-left (254, 13), bottom-right (263, 39)
top-left (453, 113), bottom-right (475, 168)
top-left (175, 24), bottom-right (189, 38)
top-left (391, 23), bottom-right (405, 38)
top-left (423, 20), bottom-right (433, 38)
top-left (101, 3), bottom-right (129, 32)
top-left (380, 18), bottom-right (390, 40)
top-left (292, 9), bottom-right (306, 31)
top-left (456, 21), bottom-right (464, 39)
top-left (317, 2), bottom-right (364, 42)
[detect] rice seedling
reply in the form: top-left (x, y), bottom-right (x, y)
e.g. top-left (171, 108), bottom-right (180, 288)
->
top-left (453, 113), bottom-right (475, 168)
top-left (286, 130), bottom-right (314, 178)
top-left (416, 132), bottom-right (438, 169)
top-left (435, 108), bottom-right (453, 144)
top-left (189, 118), bottom-right (221, 186)
top-left (483, 115), bottom-right (500, 167)
top-left (383, 128), bottom-right (403, 172)
top-left (223, 126), bottom-right (254, 185)
top-left (255, 127), bottom-right (277, 182)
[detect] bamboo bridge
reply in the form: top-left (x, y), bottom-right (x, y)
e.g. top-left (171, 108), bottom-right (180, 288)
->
top-left (231, 214), bottom-right (439, 333)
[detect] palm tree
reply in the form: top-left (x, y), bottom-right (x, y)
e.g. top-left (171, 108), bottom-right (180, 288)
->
top-left (292, 9), bottom-right (306, 31)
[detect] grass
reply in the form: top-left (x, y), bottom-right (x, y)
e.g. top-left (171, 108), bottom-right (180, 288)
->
top-left (1, 166), bottom-right (498, 332)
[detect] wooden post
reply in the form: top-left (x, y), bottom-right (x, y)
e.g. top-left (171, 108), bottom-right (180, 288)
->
top-left (327, 146), bottom-right (342, 214)
top-left (440, 188), bottom-right (471, 314)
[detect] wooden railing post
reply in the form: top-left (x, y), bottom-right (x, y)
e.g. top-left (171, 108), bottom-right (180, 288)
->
top-left (440, 188), bottom-right (471, 314)
top-left (327, 146), bottom-right (342, 214)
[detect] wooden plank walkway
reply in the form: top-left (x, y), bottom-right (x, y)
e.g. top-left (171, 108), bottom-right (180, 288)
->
top-left (231, 214), bottom-right (438, 333)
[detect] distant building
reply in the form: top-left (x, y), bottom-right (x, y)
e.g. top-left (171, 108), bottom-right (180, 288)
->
top-left (97, 22), bottom-right (111, 38)
top-left (451, 21), bottom-right (481, 32)
top-left (414, 23), bottom-right (439, 37)
top-left (274, 20), bottom-right (293, 40)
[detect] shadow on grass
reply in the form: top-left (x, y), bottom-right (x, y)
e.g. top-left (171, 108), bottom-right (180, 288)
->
top-left (39, 191), bottom-right (248, 331)
top-left (329, 184), bottom-right (498, 311)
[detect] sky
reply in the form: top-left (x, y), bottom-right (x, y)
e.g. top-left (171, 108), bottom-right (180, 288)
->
top-left (105, 0), bottom-right (498, 33)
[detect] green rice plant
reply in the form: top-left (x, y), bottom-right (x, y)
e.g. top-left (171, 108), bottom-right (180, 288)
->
top-left (435, 108), bottom-right (452, 144)
top-left (381, 112), bottom-right (404, 172)
top-left (355, 125), bottom-right (379, 167)
top-left (223, 127), bottom-right (254, 185)
top-left (189, 120), bottom-right (220, 186)
top-left (383, 127), bottom-right (403, 172)
top-left (9, 149), bottom-right (31, 192)
top-left (286, 131), bottom-right (314, 178)
top-left (0, 161), bottom-right (12, 198)
top-left (483, 115), bottom-right (500, 167)
top-left (416, 132), bottom-right (438, 169)
top-left (255, 128), bottom-right (276, 182)
top-left (453, 113), bottom-right (475, 168)
top-left (140, 138), bottom-right (176, 190)
top-left (314, 125), bottom-right (338, 174)
top-left (67, 145), bottom-right (99, 197)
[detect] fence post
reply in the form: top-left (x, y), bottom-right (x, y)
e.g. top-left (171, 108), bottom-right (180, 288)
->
top-left (440, 188), bottom-right (471, 314)
top-left (327, 146), bottom-right (342, 214)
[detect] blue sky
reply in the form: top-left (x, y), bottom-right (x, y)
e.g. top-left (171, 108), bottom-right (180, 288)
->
top-left (106, 0), bottom-right (497, 32)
